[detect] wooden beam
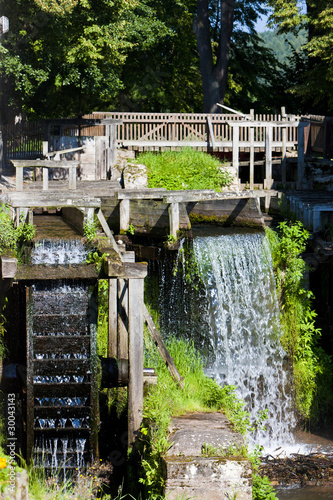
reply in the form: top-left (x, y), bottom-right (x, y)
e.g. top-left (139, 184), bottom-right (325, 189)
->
top-left (119, 199), bottom-right (130, 232)
top-left (232, 125), bottom-right (240, 177)
top-left (143, 304), bottom-right (184, 389)
top-left (264, 125), bottom-right (273, 189)
top-left (11, 160), bottom-right (80, 167)
top-left (108, 279), bottom-right (118, 357)
top-left (169, 202), bottom-right (180, 238)
top-left (116, 188), bottom-right (167, 200)
top-left (128, 278), bottom-right (144, 445)
top-left (206, 116), bottom-right (216, 148)
top-left (117, 279), bottom-right (128, 359)
top-left (106, 261), bottom-right (148, 279)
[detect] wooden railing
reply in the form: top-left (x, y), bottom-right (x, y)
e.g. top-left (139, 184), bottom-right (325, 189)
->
top-left (88, 112), bottom-right (300, 150)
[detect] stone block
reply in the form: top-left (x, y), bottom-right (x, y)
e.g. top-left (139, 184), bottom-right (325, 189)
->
top-left (164, 456), bottom-right (252, 500)
top-left (164, 413), bottom-right (252, 500)
top-left (1, 256), bottom-right (17, 279)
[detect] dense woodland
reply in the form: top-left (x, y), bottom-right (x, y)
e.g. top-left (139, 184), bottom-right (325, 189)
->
top-left (0, 0), bottom-right (333, 120)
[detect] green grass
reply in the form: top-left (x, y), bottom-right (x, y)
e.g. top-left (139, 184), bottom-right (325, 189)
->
top-left (140, 333), bottom-right (255, 498)
top-left (135, 148), bottom-right (233, 191)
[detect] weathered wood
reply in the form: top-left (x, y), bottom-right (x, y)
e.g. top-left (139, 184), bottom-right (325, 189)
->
top-left (15, 263), bottom-right (98, 280)
top-left (128, 278), bottom-right (144, 445)
top-left (249, 126), bottom-right (254, 190)
top-left (117, 279), bottom-right (128, 360)
top-left (232, 125), bottom-right (240, 178)
top-left (45, 146), bottom-right (84, 158)
top-left (116, 188), bottom-right (167, 200)
top-left (106, 261), bottom-right (148, 279)
top-left (264, 125), bottom-right (273, 189)
top-left (7, 193), bottom-right (101, 208)
top-left (169, 202), bottom-right (180, 238)
top-left (119, 199), bottom-right (130, 232)
top-left (143, 304), bottom-right (184, 389)
top-left (96, 208), bottom-right (113, 238)
top-left (206, 116), bottom-right (216, 148)
top-left (11, 160), bottom-right (80, 167)
top-left (16, 166), bottom-right (24, 191)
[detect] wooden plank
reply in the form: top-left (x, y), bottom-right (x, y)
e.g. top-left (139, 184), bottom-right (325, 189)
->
top-left (109, 279), bottom-right (118, 357)
top-left (143, 304), bottom-right (184, 389)
top-left (96, 208), bottom-right (113, 238)
top-left (128, 278), bottom-right (144, 445)
top-left (8, 194), bottom-right (101, 208)
top-left (117, 189), bottom-right (167, 200)
top-left (11, 160), bottom-right (80, 167)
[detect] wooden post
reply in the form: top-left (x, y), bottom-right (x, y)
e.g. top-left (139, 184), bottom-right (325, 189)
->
top-left (206, 116), bottom-right (216, 149)
top-left (297, 123), bottom-right (305, 189)
top-left (128, 277), bottom-right (144, 446)
top-left (232, 124), bottom-right (240, 178)
top-left (42, 167), bottom-right (48, 190)
top-left (120, 199), bottom-right (130, 232)
top-left (264, 125), bottom-right (273, 189)
top-left (281, 107), bottom-right (287, 186)
top-left (108, 279), bottom-right (118, 357)
top-left (117, 279), bottom-right (128, 359)
top-left (16, 167), bottom-right (23, 191)
top-left (249, 126), bottom-right (254, 190)
top-left (68, 166), bottom-right (77, 190)
top-left (169, 202), bottom-right (179, 238)
top-left (43, 122), bottom-right (50, 157)
top-left (109, 124), bottom-right (117, 173)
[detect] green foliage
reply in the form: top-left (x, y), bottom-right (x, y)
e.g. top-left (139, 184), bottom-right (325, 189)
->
top-left (0, 205), bottom-right (18, 254)
top-left (83, 218), bottom-right (98, 243)
top-left (266, 222), bottom-right (333, 421)
top-left (0, 204), bottom-right (35, 256)
top-left (252, 474), bottom-right (278, 500)
top-left (97, 279), bottom-right (108, 358)
top-left (136, 148), bottom-right (233, 192)
top-left (127, 223), bottom-right (135, 236)
top-left (0, 0), bottom-right (169, 118)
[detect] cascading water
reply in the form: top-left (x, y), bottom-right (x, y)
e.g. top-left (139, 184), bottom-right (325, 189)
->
top-left (150, 229), bottom-right (296, 451)
top-left (26, 239), bottom-right (98, 477)
top-left (192, 231), bottom-right (295, 450)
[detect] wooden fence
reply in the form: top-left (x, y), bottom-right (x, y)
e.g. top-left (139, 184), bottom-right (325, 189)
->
top-left (88, 112), bottom-right (300, 150)
top-left (1, 112), bottom-right (301, 165)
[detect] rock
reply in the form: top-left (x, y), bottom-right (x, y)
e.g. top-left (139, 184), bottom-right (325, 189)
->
top-left (122, 163), bottom-right (148, 189)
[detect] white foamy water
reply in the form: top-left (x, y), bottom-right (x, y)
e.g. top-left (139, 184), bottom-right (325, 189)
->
top-left (193, 232), bottom-right (296, 451)
top-left (31, 239), bottom-right (89, 264)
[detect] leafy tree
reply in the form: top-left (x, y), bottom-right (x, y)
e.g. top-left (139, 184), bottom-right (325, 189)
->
top-left (118, 0), bottom-right (203, 112)
top-left (268, 0), bottom-right (333, 113)
top-left (0, 0), bottom-right (169, 119)
top-left (193, 0), bottom-right (268, 112)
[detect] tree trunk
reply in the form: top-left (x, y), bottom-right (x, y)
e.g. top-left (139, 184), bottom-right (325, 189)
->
top-left (194, 0), bottom-right (235, 113)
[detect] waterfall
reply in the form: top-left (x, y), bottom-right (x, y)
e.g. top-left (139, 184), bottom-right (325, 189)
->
top-left (192, 231), bottom-right (295, 449)
top-left (150, 229), bottom-right (296, 451)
